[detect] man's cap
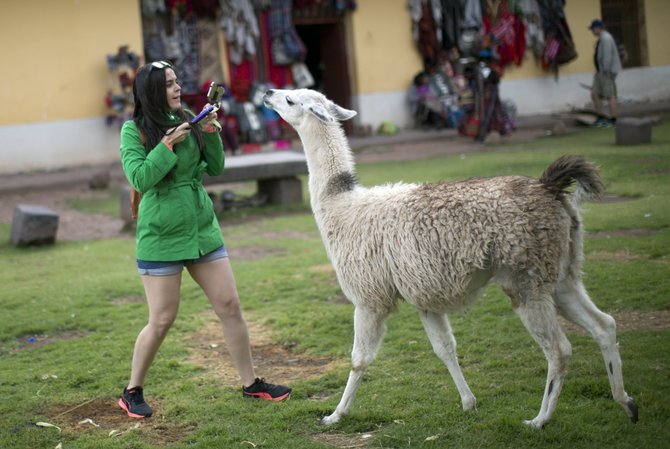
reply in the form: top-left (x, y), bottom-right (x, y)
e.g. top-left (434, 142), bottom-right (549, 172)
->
top-left (589, 19), bottom-right (604, 30)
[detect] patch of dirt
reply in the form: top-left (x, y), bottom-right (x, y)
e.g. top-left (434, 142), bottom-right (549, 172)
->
top-left (187, 318), bottom-right (344, 387)
top-left (559, 309), bottom-right (670, 336)
top-left (588, 228), bottom-right (659, 238)
top-left (0, 180), bottom-right (316, 244)
top-left (595, 194), bottom-right (642, 203)
top-left (110, 294), bottom-right (145, 305)
top-left (312, 431), bottom-right (377, 448)
top-left (0, 184), bottom-right (129, 242)
top-left (40, 397), bottom-right (195, 446)
top-left (588, 250), bottom-right (645, 262)
top-left (2, 331), bottom-right (90, 356)
top-left (640, 167), bottom-right (670, 175)
top-left (227, 244), bottom-right (286, 261)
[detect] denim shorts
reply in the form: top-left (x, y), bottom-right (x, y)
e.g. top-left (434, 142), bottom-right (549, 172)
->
top-left (137, 246), bottom-right (228, 276)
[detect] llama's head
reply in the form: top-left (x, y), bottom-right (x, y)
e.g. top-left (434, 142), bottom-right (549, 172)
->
top-left (263, 88), bottom-right (357, 129)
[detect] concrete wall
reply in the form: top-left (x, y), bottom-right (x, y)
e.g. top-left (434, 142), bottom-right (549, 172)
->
top-left (0, 0), bottom-right (142, 174)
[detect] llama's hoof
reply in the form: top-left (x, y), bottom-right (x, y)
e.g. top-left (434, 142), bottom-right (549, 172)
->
top-left (627, 397), bottom-right (639, 423)
top-left (523, 418), bottom-right (545, 430)
top-left (462, 397), bottom-right (477, 412)
top-left (321, 413), bottom-right (340, 426)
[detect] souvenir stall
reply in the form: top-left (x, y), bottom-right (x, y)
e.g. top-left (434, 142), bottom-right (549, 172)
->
top-left (110, 0), bottom-right (355, 154)
top-left (408, 0), bottom-right (577, 141)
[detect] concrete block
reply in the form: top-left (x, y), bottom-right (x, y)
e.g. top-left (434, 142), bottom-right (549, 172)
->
top-left (258, 177), bottom-right (303, 204)
top-left (11, 204), bottom-right (59, 246)
top-left (120, 185), bottom-right (133, 223)
top-left (616, 117), bottom-right (652, 145)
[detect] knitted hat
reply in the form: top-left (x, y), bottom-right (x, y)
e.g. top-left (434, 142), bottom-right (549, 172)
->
top-left (589, 19), bottom-right (604, 30)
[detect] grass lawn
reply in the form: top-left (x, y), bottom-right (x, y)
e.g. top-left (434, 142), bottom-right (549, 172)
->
top-left (0, 123), bottom-right (668, 448)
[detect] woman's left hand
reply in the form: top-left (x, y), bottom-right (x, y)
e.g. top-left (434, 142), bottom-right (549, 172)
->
top-left (200, 105), bottom-right (221, 131)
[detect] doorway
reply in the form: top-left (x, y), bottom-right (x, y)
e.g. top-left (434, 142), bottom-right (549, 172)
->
top-left (296, 20), bottom-right (353, 133)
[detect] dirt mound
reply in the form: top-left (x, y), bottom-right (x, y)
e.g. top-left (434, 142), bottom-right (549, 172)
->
top-left (40, 397), bottom-right (195, 445)
top-left (187, 318), bottom-right (344, 387)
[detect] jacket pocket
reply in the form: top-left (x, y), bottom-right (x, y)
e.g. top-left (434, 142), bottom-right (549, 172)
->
top-left (198, 188), bottom-right (216, 229)
top-left (159, 190), bottom-right (188, 236)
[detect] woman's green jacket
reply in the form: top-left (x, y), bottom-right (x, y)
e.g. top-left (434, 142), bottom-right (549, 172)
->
top-left (120, 120), bottom-right (225, 261)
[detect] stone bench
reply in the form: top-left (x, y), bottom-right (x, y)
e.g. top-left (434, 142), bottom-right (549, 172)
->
top-left (616, 117), bottom-right (653, 145)
top-left (11, 204), bottom-right (59, 246)
top-left (121, 150), bottom-right (309, 222)
top-left (204, 150), bottom-right (308, 204)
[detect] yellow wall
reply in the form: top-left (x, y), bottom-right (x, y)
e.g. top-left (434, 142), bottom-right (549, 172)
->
top-left (0, 0), bottom-right (143, 125)
top-left (646, 0), bottom-right (670, 65)
top-left (350, 0), bottom-right (422, 94)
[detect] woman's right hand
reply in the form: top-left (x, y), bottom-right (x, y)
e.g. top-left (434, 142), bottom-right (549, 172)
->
top-left (162, 122), bottom-right (192, 149)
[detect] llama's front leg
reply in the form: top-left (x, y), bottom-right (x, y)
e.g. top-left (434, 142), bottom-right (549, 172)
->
top-left (419, 310), bottom-right (477, 411)
top-left (514, 296), bottom-right (572, 429)
top-left (322, 305), bottom-right (389, 425)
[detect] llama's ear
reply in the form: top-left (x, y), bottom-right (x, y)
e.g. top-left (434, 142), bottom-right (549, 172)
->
top-left (328, 102), bottom-right (357, 121)
top-left (308, 104), bottom-right (334, 123)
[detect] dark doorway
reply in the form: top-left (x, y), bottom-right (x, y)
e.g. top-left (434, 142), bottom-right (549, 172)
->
top-left (296, 21), bottom-right (353, 133)
top-left (601, 0), bottom-right (647, 67)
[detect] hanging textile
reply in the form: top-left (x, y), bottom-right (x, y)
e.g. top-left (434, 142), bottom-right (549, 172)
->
top-left (409, 0), bottom-right (443, 69)
top-left (197, 18), bottom-right (226, 87)
top-left (536, 0), bottom-right (577, 73)
top-left (439, 0), bottom-right (464, 52)
top-left (482, 0), bottom-right (525, 69)
top-left (142, 0), bottom-right (167, 16)
top-left (463, 0), bottom-right (483, 30)
top-left (259, 9), bottom-right (293, 87)
top-left (459, 0), bottom-right (484, 57)
top-left (180, 14), bottom-right (200, 94)
top-left (518, 0), bottom-right (545, 59)
top-left (269, 0), bottom-right (307, 65)
top-left (219, 0), bottom-right (260, 65)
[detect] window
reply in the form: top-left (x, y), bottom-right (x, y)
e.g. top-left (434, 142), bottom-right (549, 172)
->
top-left (601, 0), bottom-right (647, 68)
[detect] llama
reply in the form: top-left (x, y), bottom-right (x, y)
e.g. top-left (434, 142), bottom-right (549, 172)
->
top-left (263, 88), bottom-right (638, 428)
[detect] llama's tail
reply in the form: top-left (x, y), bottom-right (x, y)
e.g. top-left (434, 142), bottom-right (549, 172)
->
top-left (539, 155), bottom-right (604, 204)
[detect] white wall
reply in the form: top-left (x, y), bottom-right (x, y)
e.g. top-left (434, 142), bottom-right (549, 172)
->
top-left (499, 65), bottom-right (670, 114)
top-left (0, 119), bottom-right (121, 175)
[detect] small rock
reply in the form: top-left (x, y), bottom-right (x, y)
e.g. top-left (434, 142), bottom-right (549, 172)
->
top-left (89, 170), bottom-right (110, 190)
top-left (552, 121), bottom-right (568, 135)
top-left (484, 131), bottom-right (502, 144)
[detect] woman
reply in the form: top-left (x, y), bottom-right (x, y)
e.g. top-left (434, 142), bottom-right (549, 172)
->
top-left (118, 60), bottom-right (291, 419)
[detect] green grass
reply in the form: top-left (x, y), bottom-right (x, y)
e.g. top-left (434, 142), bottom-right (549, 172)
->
top-left (1, 123), bottom-right (669, 448)
top-left (67, 188), bottom-right (121, 217)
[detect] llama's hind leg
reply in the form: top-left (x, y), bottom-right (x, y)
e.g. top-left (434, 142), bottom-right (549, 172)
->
top-left (321, 305), bottom-right (390, 425)
top-left (419, 310), bottom-right (476, 411)
top-left (513, 295), bottom-right (573, 429)
top-left (554, 280), bottom-right (638, 423)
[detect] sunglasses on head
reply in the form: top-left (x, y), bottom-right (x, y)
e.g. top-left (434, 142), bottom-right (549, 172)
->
top-left (150, 60), bottom-right (172, 70)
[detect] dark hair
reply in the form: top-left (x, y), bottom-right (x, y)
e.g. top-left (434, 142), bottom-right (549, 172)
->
top-left (132, 63), bottom-right (204, 152)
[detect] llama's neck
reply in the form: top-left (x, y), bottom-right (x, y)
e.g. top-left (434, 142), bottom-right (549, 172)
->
top-left (298, 120), bottom-right (356, 206)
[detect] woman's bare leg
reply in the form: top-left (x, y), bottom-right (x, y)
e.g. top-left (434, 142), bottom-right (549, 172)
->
top-left (128, 273), bottom-right (182, 388)
top-left (187, 258), bottom-right (256, 387)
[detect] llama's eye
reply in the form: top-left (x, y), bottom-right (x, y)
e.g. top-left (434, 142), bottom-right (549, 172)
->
top-left (286, 97), bottom-right (295, 106)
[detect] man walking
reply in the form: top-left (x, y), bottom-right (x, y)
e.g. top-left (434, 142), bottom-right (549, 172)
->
top-left (589, 19), bottom-right (622, 127)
